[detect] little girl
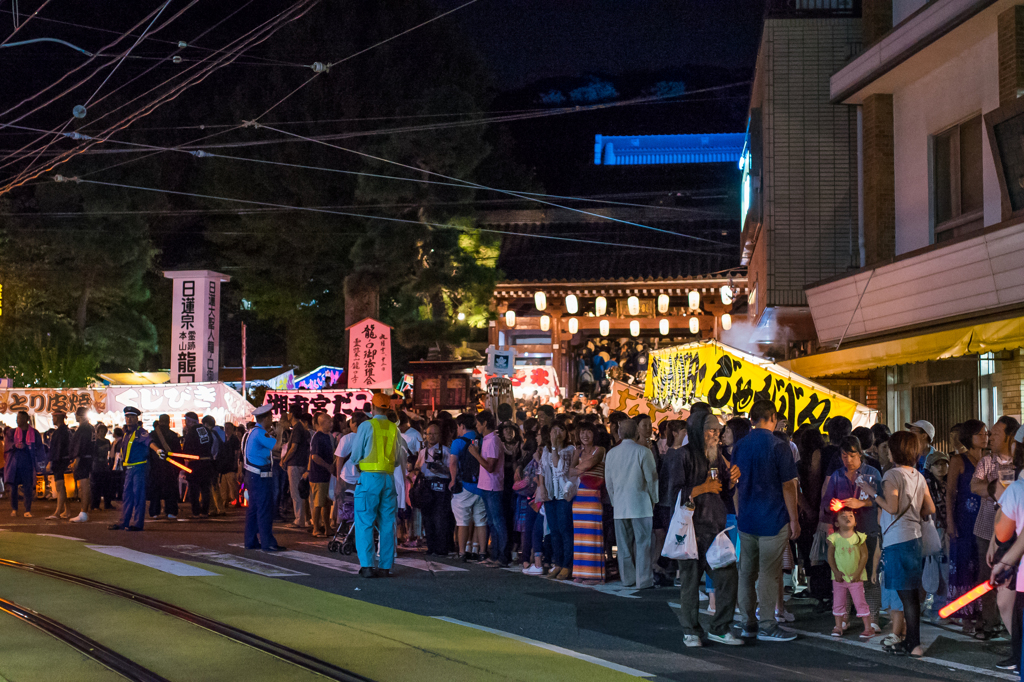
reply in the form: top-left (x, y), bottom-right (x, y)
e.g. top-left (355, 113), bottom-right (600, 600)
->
top-left (827, 508), bottom-right (874, 639)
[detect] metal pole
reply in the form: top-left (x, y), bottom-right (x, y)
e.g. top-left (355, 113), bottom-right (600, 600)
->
top-left (241, 322), bottom-right (247, 398)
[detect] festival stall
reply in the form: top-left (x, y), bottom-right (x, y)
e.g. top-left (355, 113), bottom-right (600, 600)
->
top-left (644, 340), bottom-right (875, 429)
top-left (471, 365), bottom-right (561, 401)
top-left (262, 389), bottom-right (376, 419)
top-left (606, 379), bottom-right (688, 425)
top-left (294, 366), bottom-right (345, 391)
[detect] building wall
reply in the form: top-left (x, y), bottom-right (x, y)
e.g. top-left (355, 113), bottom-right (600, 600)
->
top-left (892, 32), bottom-right (1001, 255)
top-left (761, 18), bottom-right (861, 308)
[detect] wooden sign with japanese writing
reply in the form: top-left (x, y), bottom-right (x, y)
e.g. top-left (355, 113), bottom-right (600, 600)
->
top-left (346, 318), bottom-right (393, 389)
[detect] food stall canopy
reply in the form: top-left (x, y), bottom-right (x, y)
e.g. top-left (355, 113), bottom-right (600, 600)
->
top-left (645, 340), bottom-right (875, 429)
top-left (97, 372), bottom-right (170, 386)
top-left (294, 366), bottom-right (345, 391)
top-left (472, 366), bottom-right (561, 400)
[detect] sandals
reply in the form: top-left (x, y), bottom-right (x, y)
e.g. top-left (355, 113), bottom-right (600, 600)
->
top-left (831, 626), bottom-right (845, 638)
top-left (884, 641), bottom-right (924, 658)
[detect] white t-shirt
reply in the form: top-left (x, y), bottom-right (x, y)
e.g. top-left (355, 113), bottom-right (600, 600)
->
top-left (996, 480), bottom-right (1024, 590)
top-left (402, 427), bottom-right (423, 454)
top-left (335, 432), bottom-right (360, 484)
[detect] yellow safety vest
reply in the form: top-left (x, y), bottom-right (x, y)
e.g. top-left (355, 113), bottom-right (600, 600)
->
top-left (358, 418), bottom-right (398, 474)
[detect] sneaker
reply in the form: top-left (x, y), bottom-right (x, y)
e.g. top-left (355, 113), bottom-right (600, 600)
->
top-left (739, 624), bottom-right (758, 638)
top-left (523, 565), bottom-right (544, 575)
top-left (70, 512), bottom-right (88, 523)
top-left (775, 609), bottom-right (795, 623)
top-left (46, 514), bottom-right (60, 520)
top-left (166, 514), bottom-right (177, 520)
top-left (880, 633), bottom-right (903, 648)
top-left (996, 656), bottom-right (1019, 671)
top-left (699, 591), bottom-right (709, 602)
top-left (707, 632), bottom-right (744, 646)
top-left (683, 635), bottom-right (703, 648)
top-left (871, 622), bottom-right (882, 633)
top-left (757, 624), bottom-right (798, 642)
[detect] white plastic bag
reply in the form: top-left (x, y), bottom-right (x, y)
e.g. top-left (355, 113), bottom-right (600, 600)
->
top-left (662, 492), bottom-right (699, 560)
top-left (707, 526), bottom-right (737, 570)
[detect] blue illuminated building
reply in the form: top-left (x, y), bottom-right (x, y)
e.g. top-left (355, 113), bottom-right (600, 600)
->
top-left (593, 133), bottom-right (745, 166)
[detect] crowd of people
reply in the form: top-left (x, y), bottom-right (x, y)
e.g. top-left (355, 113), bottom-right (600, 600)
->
top-left (6, 393), bottom-right (1024, 667)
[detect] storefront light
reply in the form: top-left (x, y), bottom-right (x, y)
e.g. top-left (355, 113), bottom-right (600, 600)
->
top-left (568, 317), bottom-right (578, 335)
top-left (565, 294), bottom-right (578, 315)
top-left (599, 319), bottom-right (609, 337)
top-left (629, 320), bottom-right (640, 337)
top-left (627, 296), bottom-right (640, 316)
top-left (657, 294), bottom-right (669, 314)
top-left (720, 285), bottom-right (733, 305)
top-left (540, 314), bottom-right (550, 332)
top-left (688, 290), bottom-right (700, 310)
top-left (595, 296), bottom-right (607, 316)
top-left (659, 318), bottom-right (669, 336)
top-left (534, 291), bottom-right (547, 311)
top-left (505, 310), bottom-right (516, 328)
top-left (721, 313), bottom-right (732, 331)
top-left (689, 317), bottom-right (700, 334)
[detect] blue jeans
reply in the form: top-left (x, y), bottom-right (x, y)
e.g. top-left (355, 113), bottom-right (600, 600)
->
top-left (544, 499), bottom-right (573, 569)
top-left (354, 472), bottom-right (397, 570)
top-left (244, 472), bottom-right (277, 550)
top-left (480, 489), bottom-right (510, 564)
top-left (521, 503), bottom-right (543, 560)
top-left (120, 462), bottom-right (148, 529)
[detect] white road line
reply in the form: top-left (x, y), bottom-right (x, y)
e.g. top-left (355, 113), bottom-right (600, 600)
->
top-left (394, 557), bottom-right (467, 572)
top-left (35, 534), bottom-right (85, 541)
top-left (228, 544), bottom-right (360, 574)
top-left (86, 545), bottom-right (220, 577)
top-left (164, 544), bottom-right (307, 577)
top-left (433, 616), bottom-right (654, 678)
top-left (229, 543), bottom-right (466, 573)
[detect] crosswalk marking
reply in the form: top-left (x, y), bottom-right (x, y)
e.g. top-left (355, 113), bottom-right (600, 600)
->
top-left (88, 545), bottom-right (219, 577)
top-left (164, 544), bottom-right (307, 577)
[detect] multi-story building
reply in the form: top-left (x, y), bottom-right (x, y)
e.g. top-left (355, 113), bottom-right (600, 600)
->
top-left (781, 0), bottom-right (1024, 448)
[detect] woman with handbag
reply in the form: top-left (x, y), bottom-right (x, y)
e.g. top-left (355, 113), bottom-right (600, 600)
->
top-left (859, 431), bottom-right (936, 658)
top-left (569, 422), bottom-right (607, 584)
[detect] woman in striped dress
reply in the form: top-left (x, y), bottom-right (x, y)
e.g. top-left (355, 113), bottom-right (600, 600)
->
top-left (571, 422), bottom-right (607, 584)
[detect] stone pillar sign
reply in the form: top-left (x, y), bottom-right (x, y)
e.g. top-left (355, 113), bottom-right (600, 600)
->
top-left (164, 270), bottom-right (231, 384)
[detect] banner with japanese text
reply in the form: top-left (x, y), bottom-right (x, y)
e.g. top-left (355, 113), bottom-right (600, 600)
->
top-left (347, 318), bottom-right (393, 389)
top-left (607, 380), bottom-right (688, 425)
top-left (165, 270), bottom-right (229, 384)
top-left (263, 390), bottom-right (374, 418)
top-left (106, 383), bottom-right (254, 427)
top-left (472, 366), bottom-right (560, 400)
top-left (0, 389), bottom-right (106, 418)
top-left (644, 341), bottom-right (874, 429)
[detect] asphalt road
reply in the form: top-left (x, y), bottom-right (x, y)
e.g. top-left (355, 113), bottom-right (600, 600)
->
top-left (0, 499), bottom-right (1015, 682)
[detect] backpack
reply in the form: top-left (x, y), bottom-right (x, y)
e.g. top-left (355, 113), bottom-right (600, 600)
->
top-left (455, 435), bottom-right (480, 487)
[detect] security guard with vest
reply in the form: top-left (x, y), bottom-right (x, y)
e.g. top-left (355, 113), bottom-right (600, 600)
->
top-left (109, 406), bottom-right (163, 531)
top-left (350, 392), bottom-right (401, 578)
top-left (243, 404), bottom-right (286, 552)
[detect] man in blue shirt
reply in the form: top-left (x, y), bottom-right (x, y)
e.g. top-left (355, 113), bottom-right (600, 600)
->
top-left (732, 399), bottom-right (800, 642)
top-left (448, 414), bottom-right (487, 561)
top-left (108, 406), bottom-right (162, 531)
top-left (243, 404), bottom-right (285, 552)
top-left (349, 393), bottom-right (401, 578)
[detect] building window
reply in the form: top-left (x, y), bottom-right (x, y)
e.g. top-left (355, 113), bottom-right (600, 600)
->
top-left (933, 115), bottom-right (984, 241)
top-left (979, 352), bottom-right (1002, 427)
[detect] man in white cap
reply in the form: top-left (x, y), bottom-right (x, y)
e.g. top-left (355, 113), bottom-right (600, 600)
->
top-left (243, 404), bottom-right (285, 552)
top-left (906, 420), bottom-right (937, 472)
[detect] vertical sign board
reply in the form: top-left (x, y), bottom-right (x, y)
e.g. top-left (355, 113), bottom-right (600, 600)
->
top-left (346, 318), bottom-right (393, 389)
top-left (164, 270), bottom-right (231, 384)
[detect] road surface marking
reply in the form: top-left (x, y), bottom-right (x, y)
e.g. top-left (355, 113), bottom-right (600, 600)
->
top-left (394, 557), bottom-right (467, 572)
top-left (233, 543), bottom-right (468, 573)
top-left (87, 545), bottom-right (220, 576)
top-left (36, 534), bottom-right (85, 541)
top-left (229, 544), bottom-right (360, 574)
top-left (433, 616), bottom-right (653, 677)
top-left (164, 544), bottom-right (307, 577)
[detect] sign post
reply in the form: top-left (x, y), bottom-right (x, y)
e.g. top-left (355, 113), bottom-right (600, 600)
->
top-left (346, 318), bottom-right (393, 390)
top-left (163, 270), bottom-right (231, 384)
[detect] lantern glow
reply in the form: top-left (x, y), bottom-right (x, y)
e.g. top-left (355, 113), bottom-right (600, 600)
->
top-left (627, 296), bottom-right (640, 316)
top-left (505, 310), bottom-right (516, 327)
top-left (565, 294), bottom-right (578, 314)
top-left (534, 291), bottom-right (547, 311)
top-left (629, 320), bottom-right (640, 336)
top-left (595, 296), bottom-right (607, 316)
top-left (599, 319), bottom-right (609, 336)
top-left (659, 318), bottom-right (669, 335)
top-left (657, 294), bottom-right (669, 314)
top-left (568, 317), bottom-right (578, 335)
top-left (540, 315), bottom-right (550, 332)
top-left (688, 290), bottom-right (700, 310)
top-left (689, 317), bottom-right (699, 334)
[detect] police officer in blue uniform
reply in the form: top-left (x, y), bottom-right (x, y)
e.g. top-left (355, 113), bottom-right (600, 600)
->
top-left (243, 404), bottom-right (286, 552)
top-left (109, 406), bottom-right (162, 531)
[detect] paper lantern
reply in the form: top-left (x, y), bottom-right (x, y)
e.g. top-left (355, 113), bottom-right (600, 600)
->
top-left (599, 319), bottom-right (609, 336)
top-left (688, 290), bottom-right (700, 310)
top-left (595, 296), bottom-right (607, 316)
top-left (568, 317), bottom-right (578, 335)
top-left (721, 313), bottom-right (732, 331)
top-left (534, 291), bottom-right (547, 311)
top-left (540, 314), bottom-right (550, 332)
top-left (565, 294), bottom-right (578, 315)
top-left (629, 320), bottom-right (640, 337)
top-left (659, 318), bottom-right (669, 335)
top-left (504, 310), bottom-right (516, 328)
top-left (720, 285), bottom-right (733, 305)
top-left (689, 317), bottom-right (699, 334)
top-left (627, 296), bottom-right (640, 316)
top-left (657, 294), bottom-right (669, 314)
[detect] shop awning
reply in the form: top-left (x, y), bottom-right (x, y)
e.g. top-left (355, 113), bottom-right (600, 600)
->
top-left (779, 316), bottom-right (1024, 378)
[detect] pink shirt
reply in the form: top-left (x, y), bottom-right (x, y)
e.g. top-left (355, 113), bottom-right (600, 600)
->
top-left (476, 431), bottom-right (504, 492)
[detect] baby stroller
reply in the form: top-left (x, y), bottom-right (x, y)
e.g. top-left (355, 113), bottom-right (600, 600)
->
top-left (327, 490), bottom-right (356, 555)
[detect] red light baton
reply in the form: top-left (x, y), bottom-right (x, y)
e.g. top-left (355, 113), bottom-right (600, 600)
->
top-left (939, 565), bottom-right (1016, 619)
top-left (167, 452), bottom-right (199, 460)
top-left (166, 457), bottom-right (193, 474)
top-left (829, 499), bottom-right (843, 513)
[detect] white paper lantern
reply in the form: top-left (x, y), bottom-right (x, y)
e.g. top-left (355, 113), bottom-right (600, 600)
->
top-left (599, 319), bottom-right (609, 337)
top-left (721, 313), bottom-right (732, 331)
top-left (627, 296), bottom-right (640, 316)
top-left (689, 317), bottom-right (700, 334)
top-left (568, 317), bottom-right (578, 335)
top-left (657, 294), bottom-right (669, 314)
top-left (659, 318), bottom-right (669, 335)
top-left (565, 294), bottom-right (578, 315)
top-left (540, 314), bottom-right (550, 332)
top-left (504, 310), bottom-right (516, 328)
top-left (688, 290), bottom-right (700, 310)
top-left (720, 285), bottom-right (733, 305)
top-left (534, 291), bottom-right (547, 311)
top-left (595, 296), bottom-right (607, 316)
top-left (629, 320), bottom-right (640, 337)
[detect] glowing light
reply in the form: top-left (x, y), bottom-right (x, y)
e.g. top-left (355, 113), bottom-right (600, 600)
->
top-left (166, 458), bottom-right (193, 474)
top-left (721, 313), bottom-right (732, 331)
top-left (565, 294), bottom-right (578, 314)
top-left (721, 285), bottom-right (734, 305)
top-left (629, 320), bottom-right (640, 336)
top-left (534, 291), bottom-right (547, 311)
top-left (657, 294), bottom-right (669, 314)
top-left (568, 317), bottom-right (578, 335)
top-left (457, 312), bottom-right (466, 321)
top-left (505, 310), bottom-right (516, 328)
top-left (627, 296), bottom-right (640, 316)
top-left (540, 315), bottom-right (550, 332)
top-left (595, 296), bottom-right (607, 316)
top-left (688, 290), bottom-right (700, 310)
top-left (940, 581), bottom-right (994, 619)
top-left (659, 318), bottom-right (669, 335)
top-left (599, 319), bottom-right (609, 337)
top-left (168, 452), bottom-right (199, 460)
top-left (689, 317), bottom-right (699, 334)
top-left (829, 499), bottom-right (844, 513)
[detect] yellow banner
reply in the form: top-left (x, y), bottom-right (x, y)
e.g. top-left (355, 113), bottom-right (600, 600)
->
top-left (644, 342), bottom-right (865, 430)
top-left (607, 380), bottom-right (688, 425)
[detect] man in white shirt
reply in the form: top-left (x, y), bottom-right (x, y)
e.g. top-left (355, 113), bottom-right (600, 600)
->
top-left (604, 418), bottom-right (659, 589)
top-left (400, 412), bottom-right (423, 453)
top-left (333, 412), bottom-right (367, 526)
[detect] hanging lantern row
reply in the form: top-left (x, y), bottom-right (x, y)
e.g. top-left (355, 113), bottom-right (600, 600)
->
top-left (530, 286), bottom-right (735, 313)
top-left (504, 311), bottom-right (731, 334)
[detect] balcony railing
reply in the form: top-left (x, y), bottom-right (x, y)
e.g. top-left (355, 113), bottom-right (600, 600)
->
top-left (766, 0), bottom-right (862, 17)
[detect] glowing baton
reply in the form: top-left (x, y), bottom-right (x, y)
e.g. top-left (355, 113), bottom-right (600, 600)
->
top-left (829, 499), bottom-right (844, 513)
top-left (166, 457), bottom-right (193, 474)
top-left (167, 452), bottom-right (199, 460)
top-left (939, 581), bottom-right (994, 619)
